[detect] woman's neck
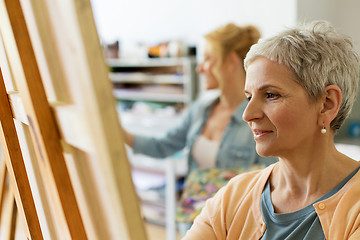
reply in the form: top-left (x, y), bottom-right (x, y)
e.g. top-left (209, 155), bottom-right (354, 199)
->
top-left (270, 142), bottom-right (360, 213)
top-left (218, 92), bottom-right (244, 110)
top-left (219, 69), bottom-right (246, 109)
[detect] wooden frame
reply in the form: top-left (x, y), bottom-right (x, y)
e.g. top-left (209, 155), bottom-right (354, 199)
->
top-left (0, 0), bottom-right (147, 239)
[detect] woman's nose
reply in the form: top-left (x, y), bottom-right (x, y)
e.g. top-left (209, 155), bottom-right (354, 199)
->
top-left (242, 98), bottom-right (263, 123)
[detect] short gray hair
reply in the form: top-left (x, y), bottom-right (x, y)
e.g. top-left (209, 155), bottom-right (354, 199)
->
top-left (244, 20), bottom-right (359, 131)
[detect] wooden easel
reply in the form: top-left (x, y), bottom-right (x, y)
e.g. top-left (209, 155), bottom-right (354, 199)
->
top-left (0, 0), bottom-right (147, 239)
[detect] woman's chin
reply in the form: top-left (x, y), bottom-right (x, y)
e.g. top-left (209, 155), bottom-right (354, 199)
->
top-left (256, 146), bottom-right (276, 158)
top-left (204, 80), bottom-right (219, 90)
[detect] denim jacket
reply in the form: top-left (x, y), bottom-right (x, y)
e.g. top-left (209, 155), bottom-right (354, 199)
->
top-left (133, 91), bottom-right (277, 170)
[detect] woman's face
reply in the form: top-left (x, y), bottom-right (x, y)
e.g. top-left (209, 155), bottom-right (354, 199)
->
top-left (196, 42), bottom-right (223, 90)
top-left (243, 57), bottom-right (321, 158)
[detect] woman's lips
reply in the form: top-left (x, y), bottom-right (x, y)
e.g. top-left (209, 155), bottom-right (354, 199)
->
top-left (252, 129), bottom-right (273, 139)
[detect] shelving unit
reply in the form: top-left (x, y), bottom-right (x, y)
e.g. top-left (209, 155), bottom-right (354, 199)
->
top-left (108, 57), bottom-right (198, 233)
top-left (108, 57), bottom-right (198, 106)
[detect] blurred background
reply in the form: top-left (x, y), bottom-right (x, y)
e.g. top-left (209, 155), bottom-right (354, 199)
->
top-left (89, 0), bottom-right (360, 239)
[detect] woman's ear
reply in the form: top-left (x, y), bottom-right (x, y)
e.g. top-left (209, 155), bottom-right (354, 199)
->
top-left (318, 85), bottom-right (342, 126)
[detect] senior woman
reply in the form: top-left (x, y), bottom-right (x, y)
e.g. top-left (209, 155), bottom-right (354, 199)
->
top-left (183, 21), bottom-right (360, 240)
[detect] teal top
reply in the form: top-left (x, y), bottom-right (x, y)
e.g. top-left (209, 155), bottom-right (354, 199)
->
top-left (260, 166), bottom-right (360, 240)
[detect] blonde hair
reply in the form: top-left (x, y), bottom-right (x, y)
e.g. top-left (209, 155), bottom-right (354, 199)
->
top-left (244, 20), bottom-right (360, 131)
top-left (205, 23), bottom-right (261, 63)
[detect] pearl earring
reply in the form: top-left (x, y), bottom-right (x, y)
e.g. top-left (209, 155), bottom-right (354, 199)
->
top-left (321, 126), bottom-right (327, 134)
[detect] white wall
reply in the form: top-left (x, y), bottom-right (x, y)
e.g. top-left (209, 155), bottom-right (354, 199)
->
top-left (90, 0), bottom-right (297, 58)
top-left (297, 0), bottom-right (360, 53)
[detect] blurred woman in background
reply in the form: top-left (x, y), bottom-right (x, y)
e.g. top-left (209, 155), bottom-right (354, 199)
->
top-left (122, 23), bottom-right (277, 235)
top-left (123, 23), bottom-right (276, 171)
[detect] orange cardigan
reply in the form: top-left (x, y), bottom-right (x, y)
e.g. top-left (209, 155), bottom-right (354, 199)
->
top-left (183, 163), bottom-right (360, 240)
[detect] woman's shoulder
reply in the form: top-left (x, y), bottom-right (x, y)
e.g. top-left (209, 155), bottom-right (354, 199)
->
top-left (221, 164), bottom-right (275, 197)
top-left (198, 165), bottom-right (275, 222)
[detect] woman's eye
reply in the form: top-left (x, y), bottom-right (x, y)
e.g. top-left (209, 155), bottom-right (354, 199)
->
top-left (246, 95), bottom-right (252, 101)
top-left (266, 92), bottom-right (279, 99)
